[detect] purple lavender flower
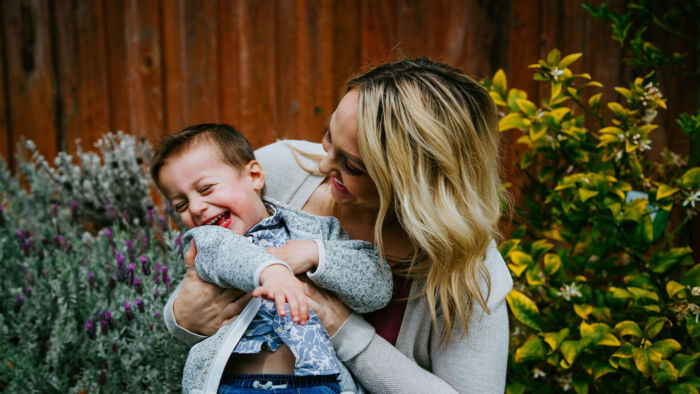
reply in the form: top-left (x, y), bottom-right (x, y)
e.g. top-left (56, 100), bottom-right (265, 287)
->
top-left (147, 209), bottom-right (155, 228)
top-left (25, 287), bottom-right (31, 297)
top-left (159, 215), bottom-right (168, 232)
top-left (108, 275), bottom-right (116, 290)
top-left (100, 319), bottom-right (109, 335)
top-left (51, 202), bottom-right (58, 218)
top-left (126, 263), bottom-right (135, 286)
top-left (117, 259), bottom-right (126, 283)
top-left (175, 234), bottom-right (183, 253)
top-left (135, 298), bottom-right (145, 313)
top-left (154, 289), bottom-right (160, 298)
top-left (71, 201), bottom-right (78, 222)
top-left (139, 236), bottom-right (149, 254)
top-left (36, 248), bottom-right (44, 260)
top-left (13, 294), bottom-right (24, 312)
top-left (125, 240), bottom-right (135, 259)
top-left (154, 311), bottom-right (161, 320)
top-left (124, 302), bottom-right (134, 321)
top-left (164, 275), bottom-right (172, 291)
top-left (88, 272), bottom-right (95, 291)
top-left (153, 262), bottom-right (162, 279)
top-left (102, 359), bottom-right (108, 369)
top-left (134, 276), bottom-right (142, 294)
top-left (16, 229), bottom-right (25, 246)
top-left (123, 210), bottom-right (130, 222)
top-left (104, 228), bottom-right (112, 240)
top-left (105, 311), bottom-right (115, 329)
top-left (161, 266), bottom-right (168, 277)
top-left (41, 237), bottom-right (49, 247)
top-left (85, 317), bottom-right (96, 340)
top-left (0, 204), bottom-right (4, 226)
top-left (139, 255), bottom-right (151, 276)
top-left (53, 235), bottom-right (62, 249)
top-left (98, 369), bottom-right (107, 386)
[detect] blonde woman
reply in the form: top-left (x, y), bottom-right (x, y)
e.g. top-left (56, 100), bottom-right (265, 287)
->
top-left (164, 58), bottom-right (513, 393)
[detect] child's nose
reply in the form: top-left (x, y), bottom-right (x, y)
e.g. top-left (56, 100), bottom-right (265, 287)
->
top-left (189, 198), bottom-right (208, 215)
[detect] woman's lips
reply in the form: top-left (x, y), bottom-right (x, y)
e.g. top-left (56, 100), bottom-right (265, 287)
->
top-left (332, 177), bottom-right (349, 194)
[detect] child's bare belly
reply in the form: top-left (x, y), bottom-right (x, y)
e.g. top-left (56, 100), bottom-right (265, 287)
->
top-left (223, 344), bottom-right (296, 375)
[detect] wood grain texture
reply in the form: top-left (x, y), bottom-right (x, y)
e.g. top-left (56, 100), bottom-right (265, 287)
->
top-left (0, 2), bottom-right (10, 164)
top-left (2, 0), bottom-right (58, 162)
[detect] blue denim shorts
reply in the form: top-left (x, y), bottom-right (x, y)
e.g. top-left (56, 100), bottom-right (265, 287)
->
top-left (217, 373), bottom-right (341, 394)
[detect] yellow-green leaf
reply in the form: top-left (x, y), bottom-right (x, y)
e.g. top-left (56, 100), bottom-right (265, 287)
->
top-left (598, 333), bottom-right (622, 347)
top-left (550, 107), bottom-right (570, 121)
top-left (561, 339), bottom-right (586, 366)
top-left (633, 346), bottom-right (662, 375)
top-left (599, 126), bottom-right (623, 135)
top-left (682, 167), bottom-right (700, 187)
top-left (669, 383), bottom-right (699, 394)
top-left (614, 87), bottom-right (633, 100)
top-left (653, 360), bottom-right (679, 386)
top-left (608, 102), bottom-right (626, 117)
top-left (628, 286), bottom-right (659, 303)
top-left (574, 304), bottom-right (594, 320)
top-left (615, 321), bottom-right (643, 339)
top-left (514, 336), bottom-right (546, 363)
top-left (588, 93), bottom-right (603, 109)
top-left (578, 188), bottom-right (599, 202)
top-left (649, 339), bottom-right (681, 359)
top-left (609, 286), bottom-right (632, 299)
top-left (506, 290), bottom-right (542, 332)
top-left (593, 363), bottom-right (616, 381)
top-left (516, 99), bottom-right (537, 116)
top-left (489, 91), bottom-right (506, 107)
top-left (499, 113), bottom-right (530, 132)
top-left (509, 251), bottom-right (534, 266)
top-left (656, 184), bottom-right (680, 200)
top-left (666, 280), bottom-right (688, 300)
top-left (646, 317), bottom-right (671, 339)
top-left (547, 49), bottom-right (562, 65)
top-left (559, 52), bottom-right (583, 68)
top-left (526, 266), bottom-right (546, 286)
top-left (492, 69), bottom-right (507, 98)
top-left (543, 328), bottom-right (570, 353)
top-left (544, 253), bottom-right (562, 276)
top-left (508, 262), bottom-right (528, 277)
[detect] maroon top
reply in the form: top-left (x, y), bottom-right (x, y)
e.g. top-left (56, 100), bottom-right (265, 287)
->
top-left (363, 276), bottom-right (413, 346)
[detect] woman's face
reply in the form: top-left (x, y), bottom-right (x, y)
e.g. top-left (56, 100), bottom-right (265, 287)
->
top-left (319, 89), bottom-right (380, 210)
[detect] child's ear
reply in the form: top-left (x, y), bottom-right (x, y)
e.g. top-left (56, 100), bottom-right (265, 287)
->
top-left (246, 160), bottom-right (265, 192)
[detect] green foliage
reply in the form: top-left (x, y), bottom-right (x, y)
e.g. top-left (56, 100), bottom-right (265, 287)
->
top-left (0, 138), bottom-right (187, 392)
top-left (489, 50), bottom-right (700, 393)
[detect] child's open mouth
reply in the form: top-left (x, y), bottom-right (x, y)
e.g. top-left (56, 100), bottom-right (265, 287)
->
top-left (206, 211), bottom-right (231, 228)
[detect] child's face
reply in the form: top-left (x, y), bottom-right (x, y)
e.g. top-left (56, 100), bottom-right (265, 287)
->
top-left (158, 142), bottom-right (268, 234)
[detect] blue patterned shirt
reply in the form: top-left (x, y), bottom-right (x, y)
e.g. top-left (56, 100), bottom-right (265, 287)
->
top-left (232, 204), bottom-right (341, 376)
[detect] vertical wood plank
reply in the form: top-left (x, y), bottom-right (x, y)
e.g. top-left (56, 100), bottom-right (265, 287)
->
top-left (124, 0), bottom-right (163, 142)
top-left (54, 0), bottom-right (111, 153)
top-left (330, 0), bottom-right (361, 101)
top-left (271, 0), bottom-right (298, 139)
top-left (361, 0), bottom-right (398, 66)
top-left (104, 0), bottom-right (129, 134)
top-left (163, 0), bottom-right (219, 134)
top-left (2, 0), bottom-right (58, 162)
top-left (219, 0), bottom-right (242, 136)
top-left (0, 2), bottom-right (10, 164)
top-left (236, 0), bottom-right (276, 148)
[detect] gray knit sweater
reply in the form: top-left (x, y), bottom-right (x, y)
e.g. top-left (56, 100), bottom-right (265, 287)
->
top-left (179, 198), bottom-right (392, 393)
top-left (165, 140), bottom-right (513, 393)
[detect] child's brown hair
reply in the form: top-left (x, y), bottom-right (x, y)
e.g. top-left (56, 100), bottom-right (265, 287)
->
top-left (150, 123), bottom-right (255, 189)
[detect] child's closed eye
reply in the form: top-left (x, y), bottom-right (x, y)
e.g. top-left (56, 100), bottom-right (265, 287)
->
top-left (174, 201), bottom-right (188, 212)
top-left (199, 185), bottom-right (212, 194)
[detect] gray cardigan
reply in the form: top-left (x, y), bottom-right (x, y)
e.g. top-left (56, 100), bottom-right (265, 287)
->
top-left (165, 140), bottom-right (513, 393)
top-left (179, 198), bottom-right (392, 393)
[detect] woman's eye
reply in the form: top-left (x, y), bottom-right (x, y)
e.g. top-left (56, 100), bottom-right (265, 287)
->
top-left (323, 128), bottom-right (332, 143)
top-left (343, 161), bottom-right (364, 176)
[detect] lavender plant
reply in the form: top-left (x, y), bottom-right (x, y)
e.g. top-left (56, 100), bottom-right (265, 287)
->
top-left (0, 142), bottom-right (188, 392)
top-left (21, 131), bottom-right (155, 228)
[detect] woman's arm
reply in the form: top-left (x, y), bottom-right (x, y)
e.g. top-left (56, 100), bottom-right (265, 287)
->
top-left (306, 282), bottom-right (510, 393)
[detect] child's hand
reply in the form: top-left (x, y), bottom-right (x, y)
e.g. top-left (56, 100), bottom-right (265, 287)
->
top-left (253, 264), bottom-right (310, 324)
top-left (265, 240), bottom-right (318, 274)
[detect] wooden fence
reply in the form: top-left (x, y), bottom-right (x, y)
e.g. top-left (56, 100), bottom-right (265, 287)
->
top-left (0, 0), bottom-right (696, 197)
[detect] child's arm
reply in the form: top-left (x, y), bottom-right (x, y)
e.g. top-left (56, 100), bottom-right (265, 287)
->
top-left (267, 215), bottom-right (393, 314)
top-left (181, 226), bottom-right (310, 323)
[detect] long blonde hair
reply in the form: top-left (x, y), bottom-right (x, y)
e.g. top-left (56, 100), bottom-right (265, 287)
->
top-left (346, 58), bottom-right (503, 340)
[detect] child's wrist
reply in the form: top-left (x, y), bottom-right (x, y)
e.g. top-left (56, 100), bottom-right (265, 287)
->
top-left (259, 262), bottom-right (294, 284)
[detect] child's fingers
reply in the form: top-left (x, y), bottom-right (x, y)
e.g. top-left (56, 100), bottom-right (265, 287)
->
top-left (299, 294), bottom-right (309, 323)
top-left (286, 292), bottom-right (301, 323)
top-left (275, 293), bottom-right (287, 317)
top-left (252, 287), bottom-right (262, 298)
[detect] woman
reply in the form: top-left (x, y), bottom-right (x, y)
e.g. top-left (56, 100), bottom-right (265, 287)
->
top-left (164, 58), bottom-right (513, 393)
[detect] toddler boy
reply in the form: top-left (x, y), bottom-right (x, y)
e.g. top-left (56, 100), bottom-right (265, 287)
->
top-left (151, 124), bottom-right (391, 393)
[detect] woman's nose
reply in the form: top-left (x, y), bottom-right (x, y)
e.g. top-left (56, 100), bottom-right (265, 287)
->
top-left (318, 148), bottom-right (338, 177)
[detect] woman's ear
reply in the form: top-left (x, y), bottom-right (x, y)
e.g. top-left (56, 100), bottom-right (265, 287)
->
top-left (246, 160), bottom-right (266, 192)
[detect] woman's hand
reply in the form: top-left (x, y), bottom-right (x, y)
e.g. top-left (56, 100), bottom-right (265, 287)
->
top-left (303, 282), bottom-right (351, 337)
top-left (266, 240), bottom-right (319, 274)
top-left (173, 241), bottom-right (252, 336)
